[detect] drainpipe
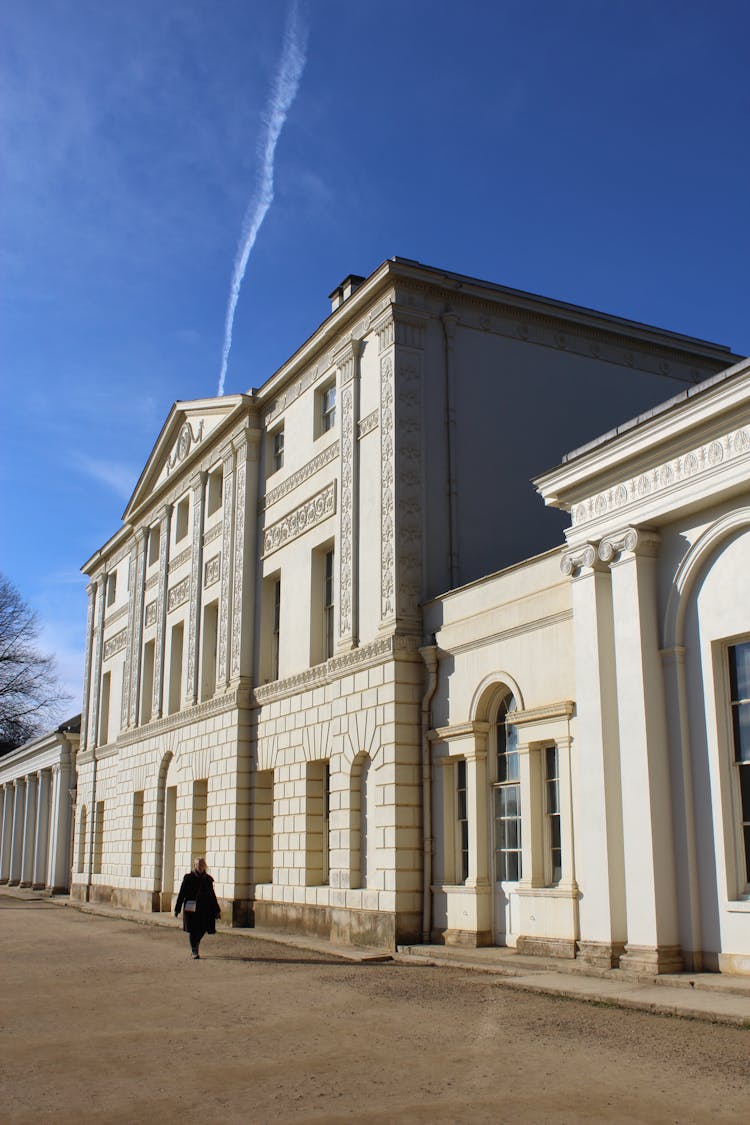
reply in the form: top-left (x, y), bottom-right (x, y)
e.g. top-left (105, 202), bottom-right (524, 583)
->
top-left (420, 644), bottom-right (439, 943)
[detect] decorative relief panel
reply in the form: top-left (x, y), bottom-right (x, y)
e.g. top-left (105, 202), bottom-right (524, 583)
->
top-left (204, 554), bottom-right (221, 588)
top-left (79, 584), bottom-right (96, 751)
top-left (167, 576), bottom-right (190, 613)
top-left (145, 573), bottom-right (159, 592)
top-left (262, 481), bottom-right (337, 557)
top-left (358, 410), bottom-right (379, 439)
top-left (571, 426), bottom-right (750, 528)
top-left (166, 419), bottom-right (204, 476)
top-left (103, 628), bottom-right (127, 661)
top-left (261, 441), bottom-right (338, 511)
top-left (203, 523), bottom-right (222, 547)
top-left (144, 600), bottom-right (157, 628)
top-left (380, 356), bottom-right (396, 619)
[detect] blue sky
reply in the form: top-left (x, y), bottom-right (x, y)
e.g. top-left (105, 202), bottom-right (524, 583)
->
top-left (1, 0), bottom-right (749, 714)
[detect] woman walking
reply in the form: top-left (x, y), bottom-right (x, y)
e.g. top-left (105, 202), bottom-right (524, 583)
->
top-left (174, 857), bottom-right (221, 959)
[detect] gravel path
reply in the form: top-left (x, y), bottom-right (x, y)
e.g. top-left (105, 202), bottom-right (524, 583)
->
top-left (2, 894), bottom-right (749, 1123)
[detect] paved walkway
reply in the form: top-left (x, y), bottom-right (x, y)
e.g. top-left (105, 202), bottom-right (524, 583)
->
top-left (6, 886), bottom-right (750, 1027)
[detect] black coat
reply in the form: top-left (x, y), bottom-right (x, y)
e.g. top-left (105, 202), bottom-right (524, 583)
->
top-left (174, 872), bottom-right (221, 936)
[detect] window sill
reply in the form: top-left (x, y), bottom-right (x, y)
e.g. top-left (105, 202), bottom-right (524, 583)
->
top-left (726, 898), bottom-right (750, 913)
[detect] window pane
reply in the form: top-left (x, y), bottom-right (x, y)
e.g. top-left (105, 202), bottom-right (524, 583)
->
top-left (550, 817), bottom-right (561, 853)
top-left (729, 642), bottom-right (750, 702)
top-left (504, 851), bottom-right (520, 882)
top-left (546, 780), bottom-right (559, 814)
top-left (739, 763), bottom-right (750, 818)
top-left (504, 818), bottom-right (519, 850)
top-left (732, 703), bottom-right (750, 763)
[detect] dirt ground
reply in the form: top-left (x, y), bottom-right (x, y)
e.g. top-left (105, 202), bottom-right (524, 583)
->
top-left (1, 894), bottom-right (749, 1124)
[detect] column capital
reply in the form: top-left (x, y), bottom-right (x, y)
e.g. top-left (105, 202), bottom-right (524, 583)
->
top-left (332, 334), bottom-right (363, 379)
top-left (599, 526), bottom-right (660, 565)
top-left (134, 526), bottom-right (147, 545)
top-left (560, 543), bottom-right (604, 578)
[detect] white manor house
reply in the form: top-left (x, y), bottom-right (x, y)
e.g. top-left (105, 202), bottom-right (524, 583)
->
top-left (5, 257), bottom-right (750, 975)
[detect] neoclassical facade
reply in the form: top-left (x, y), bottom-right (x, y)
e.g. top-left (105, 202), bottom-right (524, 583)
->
top-left (73, 257), bottom-right (750, 967)
top-left (0, 717), bottom-right (79, 894)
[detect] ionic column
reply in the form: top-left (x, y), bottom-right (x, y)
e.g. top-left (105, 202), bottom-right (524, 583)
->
top-left (32, 769), bottom-right (51, 889)
top-left (128, 529), bottom-right (147, 727)
top-left (8, 778), bottom-right (26, 884)
top-left (186, 471), bottom-right (207, 705)
top-left (560, 544), bottom-right (626, 968)
top-left (20, 772), bottom-right (38, 887)
top-left (48, 756), bottom-right (74, 894)
top-left (0, 785), bottom-right (12, 882)
top-left (153, 503), bottom-right (173, 719)
top-left (217, 447), bottom-right (235, 689)
top-left (335, 336), bottom-right (363, 652)
top-left (89, 574), bottom-right (107, 751)
top-left (79, 581), bottom-right (97, 752)
top-left (600, 527), bottom-right (682, 975)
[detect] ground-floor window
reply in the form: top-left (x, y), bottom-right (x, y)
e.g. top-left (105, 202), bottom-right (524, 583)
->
top-left (728, 641), bottom-right (750, 887)
top-left (545, 745), bottom-right (562, 885)
top-left (456, 759), bottom-right (469, 883)
top-left (493, 694), bottom-right (521, 882)
top-left (130, 791), bottom-right (144, 877)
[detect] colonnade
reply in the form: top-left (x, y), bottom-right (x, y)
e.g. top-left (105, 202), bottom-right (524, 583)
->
top-left (0, 756), bottom-right (75, 894)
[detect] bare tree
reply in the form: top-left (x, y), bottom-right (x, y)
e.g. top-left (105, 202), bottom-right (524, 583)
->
top-left (0, 573), bottom-right (71, 752)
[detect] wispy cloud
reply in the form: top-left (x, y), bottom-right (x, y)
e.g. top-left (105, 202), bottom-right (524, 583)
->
top-left (73, 454), bottom-right (137, 500)
top-left (217, 1), bottom-right (308, 396)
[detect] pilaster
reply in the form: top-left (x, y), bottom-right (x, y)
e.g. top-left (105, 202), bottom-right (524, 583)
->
top-left (229, 429), bottom-right (260, 685)
top-left (186, 471), bottom-right (207, 704)
top-left (335, 335), bottom-right (363, 652)
top-left (128, 530), bottom-right (147, 727)
top-left (560, 543), bottom-right (626, 966)
top-left (153, 504), bottom-right (173, 720)
top-left (217, 447), bottom-right (236, 688)
top-left (600, 526), bottom-right (682, 974)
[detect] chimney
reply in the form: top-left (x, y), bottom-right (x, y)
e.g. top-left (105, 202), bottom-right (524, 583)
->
top-left (328, 274), bottom-right (365, 313)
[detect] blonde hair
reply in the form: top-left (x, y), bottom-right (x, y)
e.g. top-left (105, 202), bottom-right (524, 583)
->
top-left (193, 857), bottom-right (207, 874)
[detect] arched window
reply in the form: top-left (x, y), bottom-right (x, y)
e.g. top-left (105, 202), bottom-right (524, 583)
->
top-left (493, 693), bottom-right (520, 882)
top-left (349, 753), bottom-right (375, 889)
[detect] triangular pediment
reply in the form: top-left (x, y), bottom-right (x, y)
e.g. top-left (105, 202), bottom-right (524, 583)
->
top-left (123, 395), bottom-right (250, 523)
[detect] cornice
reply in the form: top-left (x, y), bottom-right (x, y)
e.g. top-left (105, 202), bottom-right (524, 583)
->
top-left (117, 687), bottom-right (246, 747)
top-left (253, 633), bottom-right (420, 705)
top-left (511, 700), bottom-right (575, 726)
top-left (440, 609), bottom-right (573, 656)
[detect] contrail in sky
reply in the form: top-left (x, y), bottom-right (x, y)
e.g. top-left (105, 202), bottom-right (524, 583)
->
top-left (217, 1), bottom-right (308, 396)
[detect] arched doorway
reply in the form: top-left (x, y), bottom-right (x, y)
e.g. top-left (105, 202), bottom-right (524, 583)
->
top-left (155, 753), bottom-right (177, 911)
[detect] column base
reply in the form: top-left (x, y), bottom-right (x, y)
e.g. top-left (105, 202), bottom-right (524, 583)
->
top-left (618, 943), bottom-right (683, 976)
top-left (31, 882), bottom-right (46, 890)
top-left (576, 939), bottom-right (626, 969)
top-left (7, 878), bottom-right (21, 887)
top-left (441, 928), bottom-right (493, 948)
top-left (19, 880), bottom-right (33, 888)
top-left (517, 935), bottom-right (576, 959)
top-left (0, 876), bottom-right (9, 885)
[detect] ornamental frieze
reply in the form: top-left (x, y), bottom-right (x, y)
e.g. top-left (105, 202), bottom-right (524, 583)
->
top-left (169, 547), bottom-right (192, 573)
top-left (203, 523), bottom-right (222, 547)
top-left (261, 441), bottom-right (339, 511)
top-left (262, 481), bottom-right (336, 557)
top-left (572, 427), bottom-right (750, 528)
top-left (144, 600), bottom-right (157, 628)
top-left (358, 410), bottom-right (379, 439)
top-left (103, 628), bottom-right (127, 661)
top-left (167, 576), bottom-right (190, 613)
